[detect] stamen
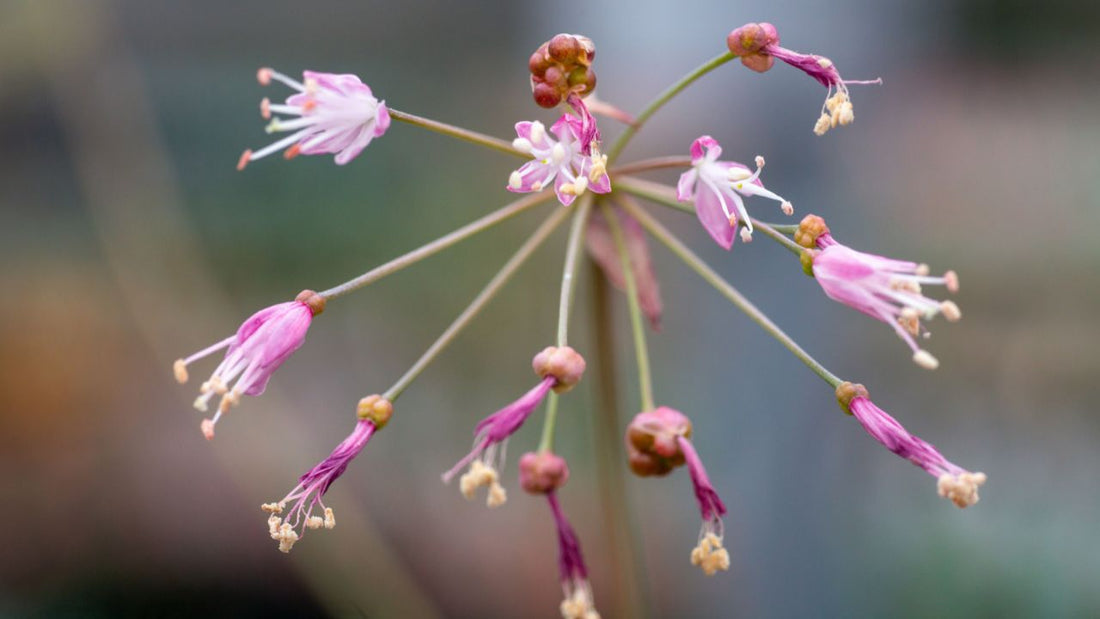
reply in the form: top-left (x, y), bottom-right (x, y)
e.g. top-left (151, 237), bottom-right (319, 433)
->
top-left (237, 149), bottom-right (252, 171)
top-left (173, 359), bottom-right (189, 384)
top-left (912, 349), bottom-right (939, 370)
top-left (324, 507), bottom-right (335, 529)
top-left (690, 531), bottom-right (731, 576)
top-left (513, 137), bottom-right (533, 153)
top-left (257, 67), bottom-right (273, 86)
top-left (781, 201), bottom-right (794, 216)
top-left (530, 121), bottom-right (546, 143)
top-left (200, 418), bottom-right (216, 440)
top-left (551, 143), bottom-right (567, 165)
top-left (260, 98), bottom-right (271, 120)
top-left (940, 300), bottom-right (961, 322)
top-left (283, 144), bottom-right (301, 160)
top-left (944, 270), bottom-right (959, 293)
top-left (740, 227), bottom-right (753, 243)
top-left (509, 171), bottom-right (523, 189)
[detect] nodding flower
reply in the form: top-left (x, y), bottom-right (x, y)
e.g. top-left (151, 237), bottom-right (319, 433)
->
top-left (508, 115), bottom-right (610, 207)
top-left (677, 135), bottom-right (793, 249)
top-left (442, 347), bottom-right (586, 507)
top-left (836, 382), bottom-right (986, 508)
top-left (726, 22), bottom-right (881, 135)
top-left (238, 68), bottom-right (390, 168)
top-left (548, 491), bottom-right (601, 619)
top-left (173, 290), bottom-right (324, 439)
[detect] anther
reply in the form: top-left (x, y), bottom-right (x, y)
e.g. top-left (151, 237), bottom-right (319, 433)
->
top-left (944, 270), bottom-right (959, 293)
top-left (740, 228), bottom-right (753, 243)
top-left (755, 155), bottom-right (765, 168)
top-left (283, 144), bottom-right (301, 160)
top-left (260, 98), bottom-right (271, 120)
top-left (200, 418), bottom-right (216, 440)
top-left (173, 359), bottom-right (189, 384)
top-left (781, 201), bottom-right (794, 216)
top-left (940, 300), bottom-right (961, 322)
top-left (237, 150), bottom-right (252, 171)
top-left (912, 350), bottom-right (939, 370)
top-left (257, 68), bottom-right (273, 86)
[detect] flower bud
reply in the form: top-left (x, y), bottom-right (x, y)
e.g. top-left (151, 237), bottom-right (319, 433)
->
top-left (529, 34), bottom-right (598, 107)
top-left (548, 34), bottom-right (582, 63)
top-left (625, 407), bottom-right (693, 477)
top-left (357, 394), bottom-right (394, 428)
top-left (532, 82), bottom-right (563, 108)
top-left (532, 346), bottom-right (587, 393)
top-left (794, 214), bottom-right (830, 249)
top-left (519, 451), bottom-right (570, 494)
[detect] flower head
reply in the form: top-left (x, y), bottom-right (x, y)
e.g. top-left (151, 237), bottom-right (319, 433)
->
top-left (547, 491), bottom-right (600, 619)
top-left (262, 396), bottom-right (390, 552)
top-left (442, 347), bottom-right (586, 507)
top-left (529, 33), bottom-right (597, 109)
top-left (800, 216), bottom-right (961, 370)
top-left (836, 382), bottom-right (986, 508)
top-left (238, 68), bottom-right (390, 169)
top-left (726, 22), bottom-right (881, 136)
top-left (508, 115), bottom-right (611, 207)
top-left (585, 207), bottom-right (663, 329)
top-left (677, 136), bottom-right (793, 249)
top-left (174, 290), bottom-right (324, 439)
top-left (626, 407), bottom-right (730, 576)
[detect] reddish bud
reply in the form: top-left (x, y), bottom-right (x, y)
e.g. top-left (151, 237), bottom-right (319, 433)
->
top-left (532, 346), bottom-right (587, 393)
top-left (625, 407), bottom-right (693, 477)
top-left (548, 34), bottom-right (581, 63)
top-left (533, 82), bottom-right (563, 108)
top-left (519, 451), bottom-right (570, 494)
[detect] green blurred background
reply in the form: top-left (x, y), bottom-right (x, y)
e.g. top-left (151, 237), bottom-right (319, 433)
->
top-left (2, 0), bottom-right (1098, 617)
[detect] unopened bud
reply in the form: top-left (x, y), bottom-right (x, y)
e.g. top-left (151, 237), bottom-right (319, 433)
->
top-left (295, 289), bottom-right (326, 316)
top-left (548, 34), bottom-right (582, 63)
top-left (835, 381), bottom-right (870, 415)
top-left (529, 34), bottom-right (598, 107)
top-left (794, 214), bottom-right (830, 248)
top-left (357, 394), bottom-right (394, 429)
top-left (532, 346), bottom-right (587, 393)
top-left (533, 82), bottom-right (563, 108)
top-left (519, 451), bottom-right (570, 494)
top-left (625, 407), bottom-right (692, 477)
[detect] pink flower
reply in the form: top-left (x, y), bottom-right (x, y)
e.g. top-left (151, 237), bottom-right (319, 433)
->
top-left (508, 115), bottom-right (611, 207)
top-left (442, 347), bottom-right (585, 507)
top-left (262, 395), bottom-right (391, 552)
top-left (626, 407), bottom-right (730, 576)
top-left (726, 22), bottom-right (881, 136)
top-left (809, 231), bottom-right (960, 370)
top-left (585, 207), bottom-right (663, 329)
top-left (547, 491), bottom-right (600, 619)
top-left (173, 290), bottom-right (325, 439)
top-left (837, 382), bottom-right (986, 508)
top-left (238, 68), bottom-right (390, 169)
top-left (677, 136), bottom-right (793, 249)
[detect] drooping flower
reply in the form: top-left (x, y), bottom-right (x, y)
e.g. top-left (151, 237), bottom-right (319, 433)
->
top-left (677, 135), bottom-right (793, 249)
top-left (442, 347), bottom-right (586, 507)
top-left (836, 382), bottom-right (986, 508)
top-left (238, 68), bottom-right (390, 169)
top-left (798, 215), bottom-right (961, 370)
top-left (626, 407), bottom-right (730, 576)
top-left (508, 116), bottom-right (611, 207)
top-left (173, 290), bottom-right (325, 439)
top-left (585, 206), bottom-right (663, 329)
top-left (549, 491), bottom-right (600, 619)
top-left (262, 395), bottom-right (393, 552)
top-left (726, 22), bottom-right (881, 136)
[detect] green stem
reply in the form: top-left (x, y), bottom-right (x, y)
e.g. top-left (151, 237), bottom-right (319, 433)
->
top-left (382, 206), bottom-right (572, 402)
top-left (537, 392), bottom-right (559, 453)
top-left (318, 191), bottom-right (553, 300)
top-left (605, 51), bottom-right (735, 163)
top-left (618, 196), bottom-right (843, 388)
top-left (557, 196), bottom-right (593, 346)
top-left (389, 108), bottom-right (526, 159)
top-left (615, 176), bottom-right (802, 256)
top-left (609, 155), bottom-right (692, 176)
top-left (602, 202), bottom-right (655, 411)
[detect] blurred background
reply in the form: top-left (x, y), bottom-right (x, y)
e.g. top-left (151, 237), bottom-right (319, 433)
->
top-left (2, 0), bottom-right (1098, 617)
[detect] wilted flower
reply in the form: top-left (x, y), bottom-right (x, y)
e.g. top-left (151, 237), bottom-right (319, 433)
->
top-left (238, 68), bottom-right (390, 168)
top-left (174, 290), bottom-right (324, 439)
top-left (836, 382), bottom-right (986, 508)
top-left (508, 116), bottom-right (610, 207)
top-left (585, 207), bottom-right (663, 329)
top-left (547, 492), bottom-right (600, 619)
top-left (677, 135), bottom-right (793, 249)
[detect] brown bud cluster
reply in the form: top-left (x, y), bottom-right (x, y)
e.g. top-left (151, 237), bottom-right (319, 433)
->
top-left (726, 22), bottom-right (780, 73)
top-left (835, 381), bottom-right (870, 416)
top-left (794, 214), bottom-right (830, 249)
top-left (518, 451), bottom-right (570, 494)
top-left (625, 407), bottom-right (693, 477)
top-left (295, 289), bottom-right (327, 316)
top-left (528, 34), bottom-right (597, 108)
top-left (532, 346), bottom-right (586, 393)
top-left (357, 394), bottom-right (394, 428)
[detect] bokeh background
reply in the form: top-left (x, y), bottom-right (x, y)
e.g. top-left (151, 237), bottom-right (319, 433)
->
top-left (2, 0), bottom-right (1098, 617)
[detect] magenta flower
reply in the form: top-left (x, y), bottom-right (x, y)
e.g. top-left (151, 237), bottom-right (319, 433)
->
top-left (238, 68), bottom-right (390, 169)
top-left (677, 136), bottom-right (793, 249)
top-left (585, 207), bottom-right (663, 329)
top-left (442, 346), bottom-right (586, 507)
top-left (808, 227), bottom-right (961, 370)
top-left (547, 492), bottom-right (600, 619)
top-left (727, 22), bottom-right (881, 136)
top-left (508, 115), bottom-right (611, 207)
top-left (173, 290), bottom-right (324, 439)
top-left (837, 383), bottom-right (986, 508)
top-left (626, 407), bottom-right (730, 576)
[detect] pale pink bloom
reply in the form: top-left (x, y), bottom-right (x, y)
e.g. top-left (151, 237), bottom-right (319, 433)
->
top-left (238, 68), bottom-right (390, 169)
top-left (812, 234), bottom-right (961, 369)
top-left (838, 383), bottom-right (986, 508)
top-left (585, 207), bottom-right (663, 329)
top-left (508, 115), bottom-right (611, 207)
top-left (726, 22), bottom-right (881, 135)
top-left (173, 290), bottom-right (324, 439)
top-left (677, 136), bottom-right (793, 249)
top-left (547, 491), bottom-right (601, 619)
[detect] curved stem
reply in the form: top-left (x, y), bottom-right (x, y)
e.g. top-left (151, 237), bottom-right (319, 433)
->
top-left (609, 155), bottom-right (692, 176)
top-left (605, 51), bottom-right (735, 163)
top-left (602, 202), bottom-right (655, 411)
top-left (618, 195), bottom-right (843, 388)
top-left (751, 219), bottom-right (804, 256)
top-left (382, 205), bottom-right (572, 402)
top-left (557, 196), bottom-right (593, 346)
top-left (318, 191), bottom-right (553, 300)
top-left (389, 108), bottom-right (526, 159)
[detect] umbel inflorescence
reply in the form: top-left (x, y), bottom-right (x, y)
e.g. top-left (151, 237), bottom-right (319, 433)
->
top-left (174, 26), bottom-right (985, 617)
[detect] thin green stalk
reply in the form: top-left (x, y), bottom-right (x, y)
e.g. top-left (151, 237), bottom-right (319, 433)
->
top-left (615, 176), bottom-right (803, 256)
top-left (389, 108), bottom-right (526, 158)
top-left (609, 155), bottom-right (692, 176)
top-left (605, 51), bottom-right (735, 162)
top-left (318, 191), bottom-right (553, 300)
top-left (537, 392), bottom-right (559, 453)
top-left (382, 206), bottom-right (572, 402)
top-left (557, 196), bottom-right (593, 346)
top-left (602, 202), bottom-right (655, 411)
top-left (618, 196), bottom-right (844, 388)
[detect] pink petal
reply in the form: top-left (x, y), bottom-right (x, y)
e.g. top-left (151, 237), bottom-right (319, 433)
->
top-left (676, 169), bottom-right (697, 201)
top-left (689, 135), bottom-right (721, 164)
top-left (694, 185), bottom-right (736, 250)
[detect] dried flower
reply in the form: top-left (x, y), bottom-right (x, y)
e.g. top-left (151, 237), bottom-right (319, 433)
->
top-left (547, 492), bottom-right (600, 619)
top-left (677, 136), bottom-right (793, 249)
top-left (508, 116), bottom-right (610, 207)
top-left (174, 290), bottom-right (324, 439)
top-left (238, 68), bottom-right (390, 168)
top-left (836, 382), bottom-right (986, 508)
